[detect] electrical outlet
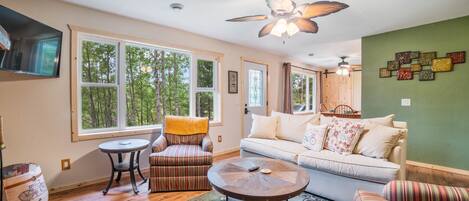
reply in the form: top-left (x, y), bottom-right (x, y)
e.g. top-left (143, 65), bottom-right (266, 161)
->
top-left (61, 159), bottom-right (71, 171)
top-left (217, 135), bottom-right (222, 143)
top-left (401, 98), bottom-right (411, 106)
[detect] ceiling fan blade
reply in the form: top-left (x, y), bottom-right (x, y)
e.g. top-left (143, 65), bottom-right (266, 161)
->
top-left (299, 1), bottom-right (349, 19)
top-left (226, 15), bottom-right (268, 22)
top-left (258, 22), bottom-right (276, 38)
top-left (293, 18), bottom-right (318, 33)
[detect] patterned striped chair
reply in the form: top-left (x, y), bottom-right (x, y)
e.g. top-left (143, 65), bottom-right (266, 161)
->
top-left (354, 180), bottom-right (469, 201)
top-left (149, 116), bottom-right (213, 192)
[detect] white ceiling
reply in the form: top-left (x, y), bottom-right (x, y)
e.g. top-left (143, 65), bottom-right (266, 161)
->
top-left (63, 0), bottom-right (469, 68)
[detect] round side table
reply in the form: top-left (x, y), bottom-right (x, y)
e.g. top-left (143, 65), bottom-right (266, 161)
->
top-left (98, 139), bottom-right (149, 195)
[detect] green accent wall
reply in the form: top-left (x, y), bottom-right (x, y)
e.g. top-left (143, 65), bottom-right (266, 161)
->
top-left (362, 16), bottom-right (469, 170)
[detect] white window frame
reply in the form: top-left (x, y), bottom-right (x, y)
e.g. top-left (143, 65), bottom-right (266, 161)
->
top-left (76, 32), bottom-right (221, 136)
top-left (291, 69), bottom-right (317, 114)
top-left (192, 56), bottom-right (221, 123)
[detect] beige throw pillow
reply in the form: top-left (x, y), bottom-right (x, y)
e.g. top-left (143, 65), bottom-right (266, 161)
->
top-left (354, 124), bottom-right (403, 159)
top-left (271, 111), bottom-right (320, 143)
top-left (248, 114), bottom-right (278, 140)
top-left (302, 124), bottom-right (328, 151)
top-left (363, 114), bottom-right (395, 129)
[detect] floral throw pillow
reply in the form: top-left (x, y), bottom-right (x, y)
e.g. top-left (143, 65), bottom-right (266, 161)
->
top-left (324, 118), bottom-right (365, 155)
top-left (302, 124), bottom-right (328, 151)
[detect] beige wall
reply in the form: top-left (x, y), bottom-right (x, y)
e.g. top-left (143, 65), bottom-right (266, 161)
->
top-left (0, 0), bottom-right (290, 189)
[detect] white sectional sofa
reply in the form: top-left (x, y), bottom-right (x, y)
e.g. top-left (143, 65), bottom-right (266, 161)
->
top-left (240, 120), bottom-right (407, 201)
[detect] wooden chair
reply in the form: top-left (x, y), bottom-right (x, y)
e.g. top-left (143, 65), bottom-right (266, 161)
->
top-left (333, 104), bottom-right (355, 115)
top-left (320, 104), bottom-right (328, 112)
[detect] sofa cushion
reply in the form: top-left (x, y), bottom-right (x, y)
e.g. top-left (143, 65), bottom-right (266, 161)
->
top-left (298, 150), bottom-right (400, 184)
top-left (354, 124), bottom-right (404, 159)
top-left (240, 138), bottom-right (307, 163)
top-left (324, 118), bottom-right (365, 155)
top-left (150, 145), bottom-right (212, 166)
top-left (271, 111), bottom-right (320, 143)
top-left (248, 114), bottom-right (278, 140)
top-left (302, 123), bottom-right (328, 151)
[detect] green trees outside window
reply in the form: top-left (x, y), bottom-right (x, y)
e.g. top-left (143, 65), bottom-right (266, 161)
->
top-left (79, 35), bottom-right (218, 132)
top-left (125, 45), bottom-right (190, 127)
top-left (291, 72), bottom-right (316, 113)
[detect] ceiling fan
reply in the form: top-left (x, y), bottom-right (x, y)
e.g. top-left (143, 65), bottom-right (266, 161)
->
top-left (324, 56), bottom-right (361, 77)
top-left (226, 0), bottom-right (349, 38)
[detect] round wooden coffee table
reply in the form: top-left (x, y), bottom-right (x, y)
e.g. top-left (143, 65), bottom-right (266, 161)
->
top-left (208, 157), bottom-right (310, 201)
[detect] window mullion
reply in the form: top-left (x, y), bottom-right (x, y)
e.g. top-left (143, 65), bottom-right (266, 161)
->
top-left (118, 41), bottom-right (127, 130)
top-left (306, 76), bottom-right (310, 112)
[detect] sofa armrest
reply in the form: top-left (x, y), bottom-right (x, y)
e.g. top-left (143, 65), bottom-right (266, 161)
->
top-left (388, 128), bottom-right (407, 180)
top-left (202, 134), bottom-right (213, 153)
top-left (384, 181), bottom-right (469, 201)
top-left (354, 190), bottom-right (387, 201)
top-left (152, 135), bottom-right (167, 153)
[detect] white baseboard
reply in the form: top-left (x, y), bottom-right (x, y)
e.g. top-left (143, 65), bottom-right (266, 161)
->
top-left (49, 169), bottom-right (150, 194)
top-left (407, 160), bottom-right (469, 176)
top-left (50, 147), bottom-right (239, 195)
top-left (214, 146), bottom-right (240, 156)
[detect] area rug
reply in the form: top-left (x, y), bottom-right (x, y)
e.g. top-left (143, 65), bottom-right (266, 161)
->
top-left (189, 190), bottom-right (330, 201)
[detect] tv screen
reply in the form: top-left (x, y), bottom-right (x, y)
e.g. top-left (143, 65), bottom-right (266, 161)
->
top-left (0, 5), bottom-right (62, 77)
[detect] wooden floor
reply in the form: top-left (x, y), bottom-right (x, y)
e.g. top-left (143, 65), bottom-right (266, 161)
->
top-left (50, 151), bottom-right (469, 201)
top-left (49, 151), bottom-right (239, 201)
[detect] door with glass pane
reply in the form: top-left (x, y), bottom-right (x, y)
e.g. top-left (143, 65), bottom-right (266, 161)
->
top-left (243, 61), bottom-right (267, 138)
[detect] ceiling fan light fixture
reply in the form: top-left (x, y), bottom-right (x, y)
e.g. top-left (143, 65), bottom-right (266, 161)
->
top-left (286, 22), bottom-right (299, 36)
top-left (169, 3), bottom-right (184, 12)
top-left (270, 18), bottom-right (288, 37)
top-left (336, 67), bottom-right (349, 76)
top-left (338, 56), bottom-right (350, 68)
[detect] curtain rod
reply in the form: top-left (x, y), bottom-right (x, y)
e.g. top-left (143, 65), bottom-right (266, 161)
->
top-left (291, 64), bottom-right (321, 73)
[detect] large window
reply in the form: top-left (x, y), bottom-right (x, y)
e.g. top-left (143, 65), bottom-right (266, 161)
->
top-left (291, 71), bottom-right (316, 113)
top-left (77, 33), bottom-right (220, 135)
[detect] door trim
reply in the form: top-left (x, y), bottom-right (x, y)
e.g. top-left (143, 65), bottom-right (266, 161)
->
top-left (240, 57), bottom-right (270, 139)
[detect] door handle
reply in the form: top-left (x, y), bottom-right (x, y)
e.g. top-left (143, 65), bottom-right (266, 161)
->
top-left (244, 104), bottom-right (250, 114)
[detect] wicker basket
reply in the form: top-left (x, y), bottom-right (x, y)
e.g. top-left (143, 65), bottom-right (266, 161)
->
top-left (3, 163), bottom-right (48, 201)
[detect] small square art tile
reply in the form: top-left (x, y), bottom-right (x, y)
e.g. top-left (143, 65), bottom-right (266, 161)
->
top-left (446, 51), bottom-right (466, 64)
top-left (410, 51), bottom-right (420, 59)
top-left (411, 64), bottom-right (422, 72)
top-left (387, 60), bottom-right (399, 71)
top-left (397, 68), bottom-right (413, 80)
top-left (420, 52), bottom-right (437, 66)
top-left (395, 51), bottom-right (412, 64)
top-left (432, 57), bottom-right (453, 72)
top-left (419, 70), bottom-right (435, 81)
top-left (379, 68), bottom-right (391, 78)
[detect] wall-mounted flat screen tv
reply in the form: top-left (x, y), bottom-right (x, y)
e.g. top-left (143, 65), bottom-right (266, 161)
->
top-left (0, 5), bottom-right (62, 77)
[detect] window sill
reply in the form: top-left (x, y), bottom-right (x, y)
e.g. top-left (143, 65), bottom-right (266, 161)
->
top-left (73, 127), bottom-right (160, 142)
top-left (73, 121), bottom-right (224, 142)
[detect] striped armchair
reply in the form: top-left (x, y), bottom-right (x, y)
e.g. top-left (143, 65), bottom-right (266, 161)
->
top-left (354, 180), bottom-right (469, 201)
top-left (149, 116), bottom-right (213, 192)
